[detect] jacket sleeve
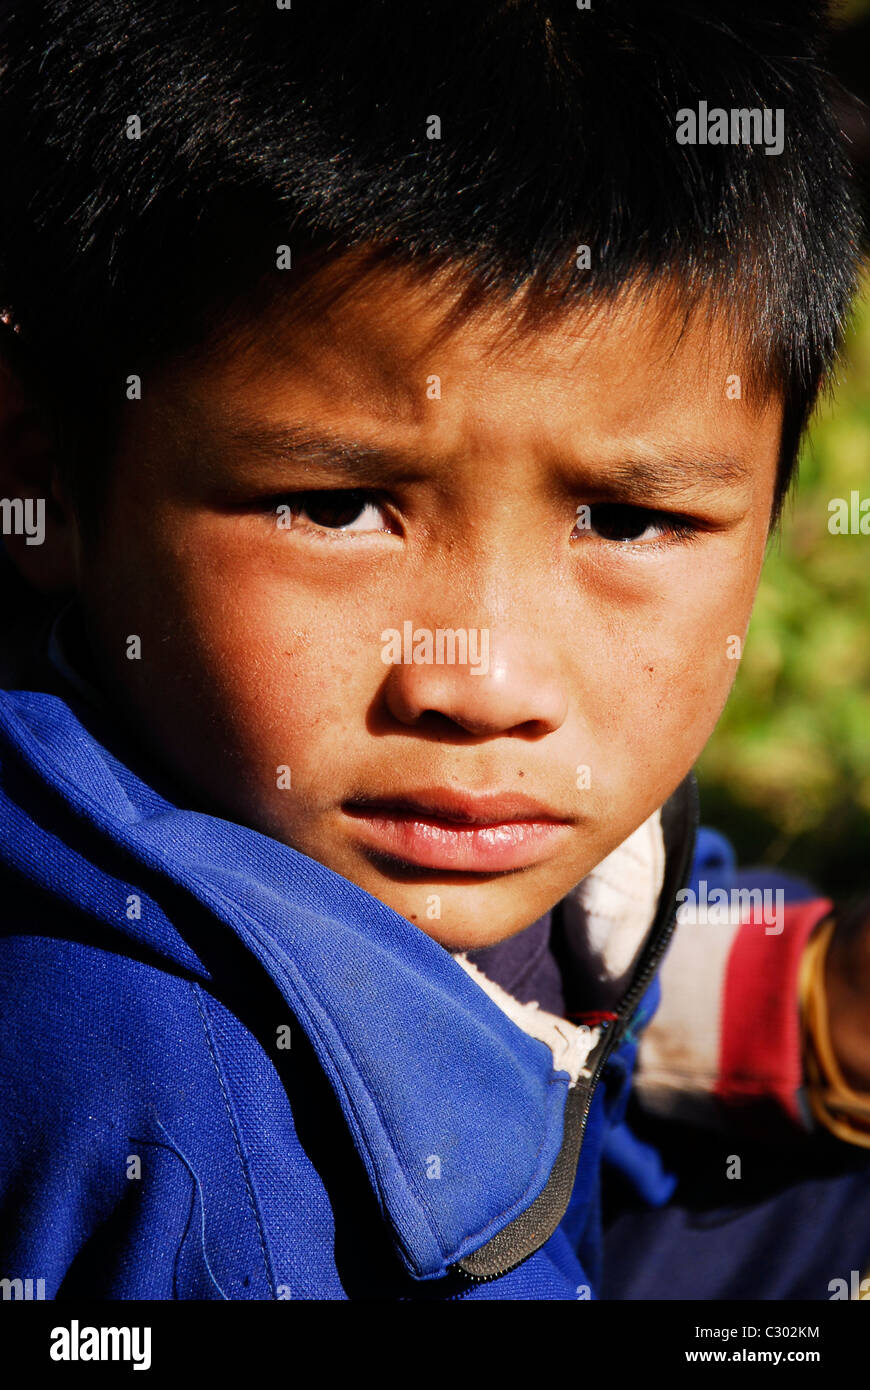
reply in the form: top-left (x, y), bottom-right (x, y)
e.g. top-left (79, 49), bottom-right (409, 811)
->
top-left (633, 831), bottom-right (833, 1136)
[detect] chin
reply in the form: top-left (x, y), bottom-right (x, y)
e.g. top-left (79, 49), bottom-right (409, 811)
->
top-left (387, 895), bottom-right (533, 952)
top-left (339, 854), bottom-right (552, 950)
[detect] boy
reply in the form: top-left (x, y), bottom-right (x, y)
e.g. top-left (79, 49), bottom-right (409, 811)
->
top-left (0, 0), bottom-right (866, 1299)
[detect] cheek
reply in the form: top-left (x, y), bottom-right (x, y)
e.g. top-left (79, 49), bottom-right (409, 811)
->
top-left (593, 543), bottom-right (760, 775)
top-left (129, 543), bottom-right (384, 794)
top-left (82, 520), bottom-right (374, 793)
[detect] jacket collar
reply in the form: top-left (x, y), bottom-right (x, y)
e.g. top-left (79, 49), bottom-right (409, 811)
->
top-left (2, 626), bottom-right (698, 1282)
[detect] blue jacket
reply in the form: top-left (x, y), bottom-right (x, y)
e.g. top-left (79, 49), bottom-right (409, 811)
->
top-left (0, 680), bottom-right (697, 1300)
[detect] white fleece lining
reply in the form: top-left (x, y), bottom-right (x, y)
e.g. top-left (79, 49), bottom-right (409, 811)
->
top-left (563, 808), bottom-right (666, 980)
top-left (452, 953), bottom-right (601, 1082)
top-left (451, 807), bottom-right (667, 1080)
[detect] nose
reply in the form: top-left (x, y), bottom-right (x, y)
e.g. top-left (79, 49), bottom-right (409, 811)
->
top-left (382, 624), bottom-right (569, 737)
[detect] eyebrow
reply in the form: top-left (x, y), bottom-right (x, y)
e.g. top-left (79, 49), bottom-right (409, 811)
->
top-left (584, 449), bottom-right (753, 504)
top-left (214, 419), bottom-right (753, 500)
top-left (219, 422), bottom-right (422, 482)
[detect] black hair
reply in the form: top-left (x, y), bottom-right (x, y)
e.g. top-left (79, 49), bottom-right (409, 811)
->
top-left (0, 0), bottom-right (862, 523)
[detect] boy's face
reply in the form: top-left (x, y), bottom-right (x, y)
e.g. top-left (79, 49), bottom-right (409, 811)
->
top-left (71, 258), bottom-right (781, 949)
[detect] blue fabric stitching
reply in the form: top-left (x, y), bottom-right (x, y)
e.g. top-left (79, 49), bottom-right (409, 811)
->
top-left (192, 983), bottom-right (275, 1297)
top-left (132, 1123), bottom-right (230, 1300)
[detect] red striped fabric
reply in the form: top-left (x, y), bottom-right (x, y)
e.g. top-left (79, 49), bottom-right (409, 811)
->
top-left (716, 898), bottom-right (833, 1123)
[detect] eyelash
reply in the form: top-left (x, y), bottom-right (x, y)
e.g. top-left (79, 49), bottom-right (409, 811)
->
top-left (272, 490), bottom-right (397, 541)
top-left (571, 503), bottom-right (702, 549)
top-left (267, 490), bottom-right (703, 549)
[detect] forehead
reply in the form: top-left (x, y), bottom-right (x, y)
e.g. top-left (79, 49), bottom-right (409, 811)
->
top-left (171, 253), bottom-right (783, 462)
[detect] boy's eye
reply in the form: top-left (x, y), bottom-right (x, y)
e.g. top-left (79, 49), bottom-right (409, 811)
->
top-left (572, 502), bottom-right (697, 545)
top-left (269, 492), bottom-right (697, 545)
top-left (278, 490), bottom-right (394, 534)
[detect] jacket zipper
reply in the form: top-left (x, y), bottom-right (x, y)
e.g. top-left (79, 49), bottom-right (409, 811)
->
top-left (451, 773), bottom-right (699, 1284)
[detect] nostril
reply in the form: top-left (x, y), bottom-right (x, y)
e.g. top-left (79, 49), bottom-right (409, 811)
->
top-left (381, 629), bottom-right (569, 737)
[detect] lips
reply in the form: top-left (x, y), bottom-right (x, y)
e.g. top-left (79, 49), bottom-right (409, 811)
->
top-left (342, 789), bottom-right (574, 873)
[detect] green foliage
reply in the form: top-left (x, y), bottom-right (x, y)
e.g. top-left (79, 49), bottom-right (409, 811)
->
top-left (696, 270), bottom-right (870, 897)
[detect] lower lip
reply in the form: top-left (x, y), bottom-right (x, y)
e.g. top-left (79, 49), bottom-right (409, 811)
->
top-left (345, 810), bottom-right (570, 872)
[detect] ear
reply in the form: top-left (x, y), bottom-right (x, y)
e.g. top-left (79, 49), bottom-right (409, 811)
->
top-left (0, 357), bottom-right (80, 593)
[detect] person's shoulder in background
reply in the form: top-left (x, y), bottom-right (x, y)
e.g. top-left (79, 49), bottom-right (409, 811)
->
top-left (634, 824), bottom-right (834, 1137)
